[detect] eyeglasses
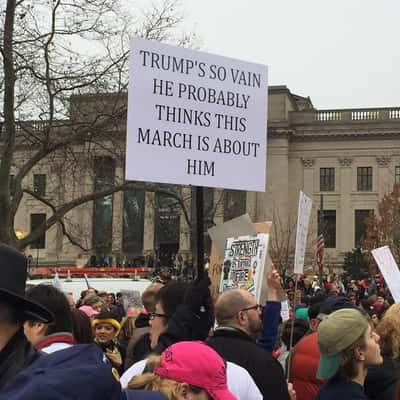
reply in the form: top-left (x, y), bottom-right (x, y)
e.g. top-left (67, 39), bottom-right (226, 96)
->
top-left (148, 312), bottom-right (167, 320)
top-left (240, 304), bottom-right (262, 313)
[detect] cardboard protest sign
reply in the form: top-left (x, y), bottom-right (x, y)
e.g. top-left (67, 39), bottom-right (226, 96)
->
top-left (208, 216), bottom-right (270, 299)
top-left (208, 213), bottom-right (257, 258)
top-left (371, 246), bottom-right (400, 303)
top-left (293, 191), bottom-right (313, 274)
top-left (219, 233), bottom-right (269, 303)
top-left (126, 38), bottom-right (268, 191)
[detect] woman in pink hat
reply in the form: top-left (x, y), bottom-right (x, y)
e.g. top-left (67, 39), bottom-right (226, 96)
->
top-left (126, 341), bottom-right (236, 400)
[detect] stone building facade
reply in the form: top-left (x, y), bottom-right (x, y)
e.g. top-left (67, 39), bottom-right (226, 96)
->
top-left (10, 86), bottom-right (400, 269)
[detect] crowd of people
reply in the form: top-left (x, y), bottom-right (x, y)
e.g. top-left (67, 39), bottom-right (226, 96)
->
top-left (1, 242), bottom-right (400, 399)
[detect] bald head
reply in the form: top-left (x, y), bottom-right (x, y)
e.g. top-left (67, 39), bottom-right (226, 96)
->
top-left (215, 289), bottom-right (253, 326)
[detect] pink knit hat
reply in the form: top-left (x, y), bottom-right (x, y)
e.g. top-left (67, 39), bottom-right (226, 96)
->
top-left (79, 305), bottom-right (99, 318)
top-left (154, 341), bottom-right (236, 400)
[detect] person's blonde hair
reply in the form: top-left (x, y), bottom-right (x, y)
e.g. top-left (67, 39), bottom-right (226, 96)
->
top-left (376, 303), bottom-right (400, 359)
top-left (117, 316), bottom-right (136, 342)
top-left (128, 355), bottom-right (205, 400)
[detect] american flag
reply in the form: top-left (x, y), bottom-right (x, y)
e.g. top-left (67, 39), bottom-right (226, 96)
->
top-left (316, 231), bottom-right (325, 269)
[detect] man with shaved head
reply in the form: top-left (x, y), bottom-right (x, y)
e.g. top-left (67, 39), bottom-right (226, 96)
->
top-left (207, 268), bottom-right (290, 400)
top-left (215, 289), bottom-right (263, 339)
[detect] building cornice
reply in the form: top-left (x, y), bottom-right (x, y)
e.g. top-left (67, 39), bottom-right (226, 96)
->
top-left (289, 129), bottom-right (400, 141)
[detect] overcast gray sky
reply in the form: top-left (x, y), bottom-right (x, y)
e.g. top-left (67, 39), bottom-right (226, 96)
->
top-left (182, 0), bottom-right (400, 110)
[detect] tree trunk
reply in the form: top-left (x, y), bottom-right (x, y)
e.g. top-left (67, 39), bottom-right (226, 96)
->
top-left (0, 0), bottom-right (17, 246)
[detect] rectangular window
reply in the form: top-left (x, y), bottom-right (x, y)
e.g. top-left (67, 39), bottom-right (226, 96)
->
top-left (33, 174), bottom-right (46, 196)
top-left (30, 213), bottom-right (46, 249)
top-left (122, 189), bottom-right (145, 255)
top-left (357, 167), bottom-right (372, 191)
top-left (355, 210), bottom-right (373, 247)
top-left (92, 157), bottom-right (115, 254)
top-left (396, 166), bottom-right (400, 184)
top-left (320, 168), bottom-right (335, 191)
top-left (318, 210), bottom-right (336, 248)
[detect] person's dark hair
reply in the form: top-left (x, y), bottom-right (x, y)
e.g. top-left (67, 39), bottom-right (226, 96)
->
top-left (95, 310), bottom-right (118, 319)
top-left (360, 299), bottom-right (371, 312)
top-left (70, 309), bottom-right (93, 343)
top-left (0, 300), bottom-right (22, 324)
top-left (154, 282), bottom-right (188, 321)
top-left (25, 284), bottom-right (72, 334)
top-left (80, 288), bottom-right (97, 299)
top-left (83, 295), bottom-right (104, 308)
top-left (308, 302), bottom-right (322, 320)
top-left (301, 295), bottom-right (311, 306)
top-left (281, 318), bottom-right (309, 348)
top-left (309, 293), bottom-right (326, 306)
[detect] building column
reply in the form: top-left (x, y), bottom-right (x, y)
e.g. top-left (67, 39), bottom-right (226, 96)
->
top-left (376, 156), bottom-right (392, 196)
top-left (301, 157), bottom-right (315, 197)
top-left (111, 166), bottom-right (124, 261)
top-left (260, 137), bottom-right (289, 224)
top-left (76, 149), bottom-right (94, 264)
top-left (338, 157), bottom-right (353, 252)
top-left (214, 189), bottom-right (224, 225)
top-left (246, 192), bottom-right (257, 222)
top-left (143, 191), bottom-right (155, 256)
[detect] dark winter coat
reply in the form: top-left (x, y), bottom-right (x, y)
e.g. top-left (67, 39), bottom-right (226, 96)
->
top-left (207, 327), bottom-right (290, 400)
top-left (315, 377), bottom-right (367, 400)
top-left (365, 356), bottom-right (400, 400)
top-left (122, 390), bottom-right (167, 400)
top-left (0, 328), bottom-right (39, 389)
top-left (0, 344), bottom-right (121, 400)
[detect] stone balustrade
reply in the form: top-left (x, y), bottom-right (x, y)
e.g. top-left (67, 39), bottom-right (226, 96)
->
top-left (290, 107), bottom-right (400, 124)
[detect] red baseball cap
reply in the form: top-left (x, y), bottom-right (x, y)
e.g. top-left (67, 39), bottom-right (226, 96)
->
top-left (154, 341), bottom-right (236, 400)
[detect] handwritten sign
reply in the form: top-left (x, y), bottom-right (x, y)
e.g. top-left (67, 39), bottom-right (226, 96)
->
top-left (293, 191), bottom-right (313, 274)
top-left (371, 246), bottom-right (400, 303)
top-left (219, 233), bottom-right (269, 302)
top-left (126, 38), bottom-right (268, 191)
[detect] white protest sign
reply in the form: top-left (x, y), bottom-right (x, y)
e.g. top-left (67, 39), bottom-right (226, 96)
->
top-left (126, 38), bottom-right (268, 191)
top-left (281, 300), bottom-right (290, 322)
top-left (293, 191), bottom-right (313, 274)
top-left (371, 246), bottom-right (400, 303)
